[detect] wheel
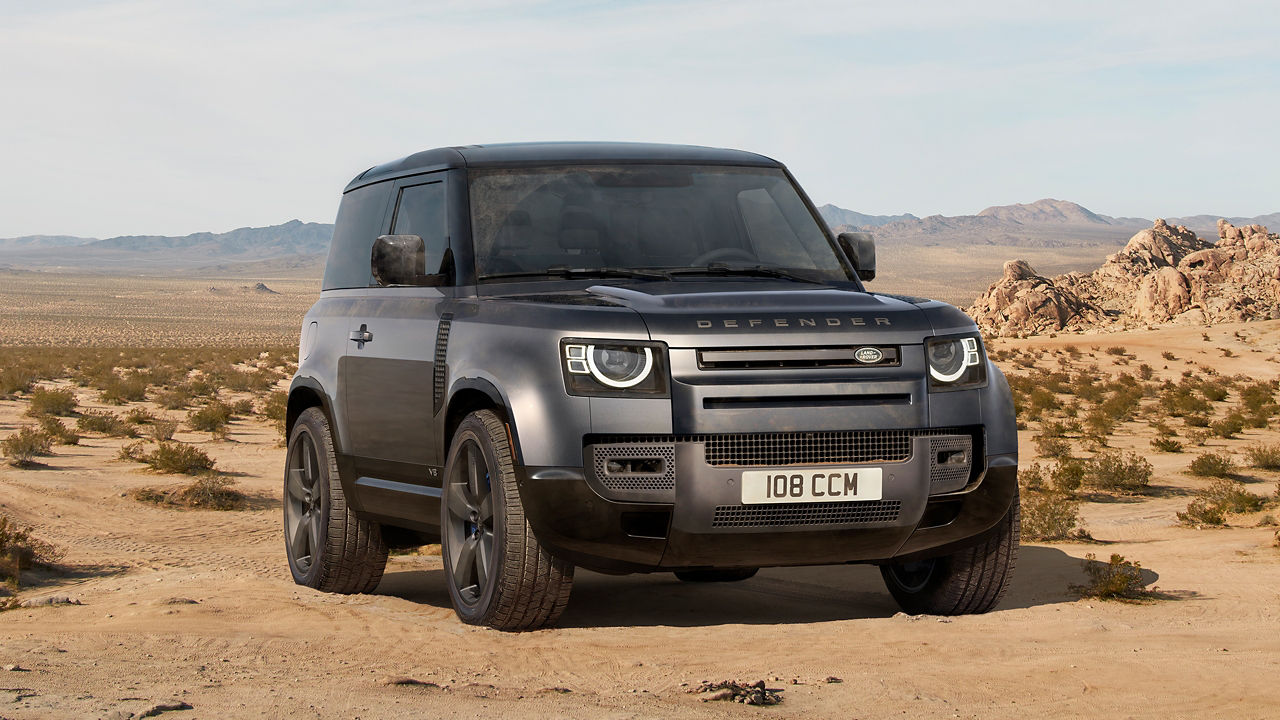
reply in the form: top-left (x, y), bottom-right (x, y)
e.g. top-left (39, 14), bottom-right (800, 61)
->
top-left (284, 407), bottom-right (388, 593)
top-left (674, 568), bottom-right (759, 583)
top-left (441, 409), bottom-right (573, 631)
top-left (880, 493), bottom-right (1019, 615)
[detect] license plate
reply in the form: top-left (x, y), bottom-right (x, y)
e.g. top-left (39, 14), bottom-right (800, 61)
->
top-left (741, 468), bottom-right (883, 504)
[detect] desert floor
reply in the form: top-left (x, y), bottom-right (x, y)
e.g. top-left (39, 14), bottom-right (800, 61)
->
top-left (2, 317), bottom-right (1279, 718)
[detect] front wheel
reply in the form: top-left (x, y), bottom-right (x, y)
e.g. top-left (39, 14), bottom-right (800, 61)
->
top-left (441, 410), bottom-right (573, 631)
top-left (880, 493), bottom-right (1019, 615)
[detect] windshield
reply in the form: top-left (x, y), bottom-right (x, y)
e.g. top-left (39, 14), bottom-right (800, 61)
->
top-left (468, 165), bottom-right (852, 283)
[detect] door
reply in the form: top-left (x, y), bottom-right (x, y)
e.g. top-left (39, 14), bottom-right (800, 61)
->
top-left (341, 177), bottom-right (451, 513)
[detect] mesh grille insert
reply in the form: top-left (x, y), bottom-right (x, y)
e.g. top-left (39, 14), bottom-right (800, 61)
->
top-left (712, 500), bottom-right (902, 528)
top-left (590, 443), bottom-right (676, 492)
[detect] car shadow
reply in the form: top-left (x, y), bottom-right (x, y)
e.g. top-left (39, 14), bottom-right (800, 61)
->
top-left (375, 545), bottom-right (1102, 628)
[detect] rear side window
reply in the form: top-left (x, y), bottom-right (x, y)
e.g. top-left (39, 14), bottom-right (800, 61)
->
top-left (322, 182), bottom-right (391, 290)
top-left (390, 181), bottom-right (449, 276)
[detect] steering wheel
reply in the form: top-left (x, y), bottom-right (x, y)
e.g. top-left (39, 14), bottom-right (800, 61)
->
top-left (689, 247), bottom-right (757, 266)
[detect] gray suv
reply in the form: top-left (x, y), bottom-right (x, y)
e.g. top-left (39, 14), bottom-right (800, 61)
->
top-left (283, 142), bottom-right (1019, 631)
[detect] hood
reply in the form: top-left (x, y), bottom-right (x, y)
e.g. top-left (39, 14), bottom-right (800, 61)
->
top-left (578, 281), bottom-right (949, 348)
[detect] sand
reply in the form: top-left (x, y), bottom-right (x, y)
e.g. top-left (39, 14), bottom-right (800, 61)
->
top-left (1, 323), bottom-right (1279, 719)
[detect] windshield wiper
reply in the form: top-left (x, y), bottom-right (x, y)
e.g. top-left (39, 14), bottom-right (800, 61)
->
top-left (478, 266), bottom-right (672, 281)
top-left (665, 264), bottom-right (826, 284)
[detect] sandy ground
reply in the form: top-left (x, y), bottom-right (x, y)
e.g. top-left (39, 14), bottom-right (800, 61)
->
top-left (2, 324), bottom-right (1280, 719)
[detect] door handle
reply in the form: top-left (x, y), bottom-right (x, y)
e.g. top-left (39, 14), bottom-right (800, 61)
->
top-left (349, 324), bottom-right (373, 347)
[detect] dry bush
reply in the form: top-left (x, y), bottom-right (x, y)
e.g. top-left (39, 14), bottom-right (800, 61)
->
top-left (1050, 457), bottom-right (1088, 494)
top-left (1034, 434), bottom-right (1072, 459)
top-left (1245, 444), bottom-right (1280, 471)
top-left (123, 407), bottom-right (157, 425)
top-left (1210, 414), bottom-right (1246, 439)
top-left (132, 441), bottom-right (217, 474)
top-left (76, 410), bottom-right (137, 437)
top-left (1, 427), bottom-right (54, 467)
top-left (132, 476), bottom-right (246, 511)
top-left (1189, 452), bottom-right (1236, 478)
top-left (1151, 436), bottom-right (1184, 453)
top-left (153, 386), bottom-right (196, 410)
top-left (1104, 346), bottom-right (1127, 357)
top-left (228, 398), bottom-right (254, 416)
top-left (1086, 451), bottom-right (1153, 494)
top-left (148, 418), bottom-right (178, 442)
top-left (261, 390), bottom-right (288, 437)
top-left (37, 417), bottom-right (80, 446)
top-left (1161, 351), bottom-right (1176, 361)
top-left (1020, 474), bottom-right (1087, 541)
top-left (25, 387), bottom-right (78, 417)
top-left (1184, 413), bottom-right (1210, 428)
top-left (1, 514), bottom-right (63, 595)
top-left (1073, 553), bottom-right (1154, 601)
top-left (188, 401), bottom-right (234, 435)
top-left (1177, 479), bottom-right (1265, 527)
top-left (1186, 429), bottom-right (1210, 446)
top-left (98, 372), bottom-right (148, 404)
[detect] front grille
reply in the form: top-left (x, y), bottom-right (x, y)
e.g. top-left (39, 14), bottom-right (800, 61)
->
top-left (586, 428), bottom-right (976, 468)
top-left (697, 346), bottom-right (900, 370)
top-left (712, 500), bottom-right (902, 528)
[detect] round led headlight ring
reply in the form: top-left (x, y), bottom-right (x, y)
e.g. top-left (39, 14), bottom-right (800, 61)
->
top-left (586, 345), bottom-right (654, 388)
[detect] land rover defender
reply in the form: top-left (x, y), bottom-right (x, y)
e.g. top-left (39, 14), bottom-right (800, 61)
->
top-left (283, 142), bottom-right (1019, 631)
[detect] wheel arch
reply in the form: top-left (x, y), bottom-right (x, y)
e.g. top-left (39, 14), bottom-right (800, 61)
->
top-left (444, 379), bottom-right (521, 466)
top-left (287, 376), bottom-right (340, 451)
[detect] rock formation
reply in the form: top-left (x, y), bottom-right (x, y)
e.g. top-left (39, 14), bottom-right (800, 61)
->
top-left (968, 219), bottom-right (1280, 336)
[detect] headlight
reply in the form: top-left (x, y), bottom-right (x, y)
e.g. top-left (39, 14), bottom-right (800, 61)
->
top-left (562, 340), bottom-right (668, 396)
top-left (925, 334), bottom-right (986, 390)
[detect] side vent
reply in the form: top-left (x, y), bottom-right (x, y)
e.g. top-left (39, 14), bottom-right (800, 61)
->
top-left (432, 313), bottom-right (454, 414)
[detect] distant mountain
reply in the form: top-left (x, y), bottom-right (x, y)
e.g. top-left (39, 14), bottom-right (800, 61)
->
top-left (0, 220), bottom-right (334, 273)
top-left (1163, 212), bottom-right (1280, 236)
top-left (817, 204), bottom-right (918, 229)
top-left (976, 199), bottom-right (1110, 225)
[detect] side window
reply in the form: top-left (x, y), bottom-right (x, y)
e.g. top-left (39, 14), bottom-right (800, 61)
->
top-left (737, 188), bottom-right (818, 269)
top-left (390, 181), bottom-right (449, 280)
top-left (322, 182), bottom-right (391, 290)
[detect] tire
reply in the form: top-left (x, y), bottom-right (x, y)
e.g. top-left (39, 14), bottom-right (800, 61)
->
top-left (674, 568), bottom-right (759, 583)
top-left (284, 407), bottom-right (388, 593)
top-left (441, 409), bottom-right (573, 631)
top-left (880, 492), bottom-right (1019, 615)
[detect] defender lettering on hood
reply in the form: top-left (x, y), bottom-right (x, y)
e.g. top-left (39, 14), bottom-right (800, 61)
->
top-left (696, 316), bottom-right (893, 329)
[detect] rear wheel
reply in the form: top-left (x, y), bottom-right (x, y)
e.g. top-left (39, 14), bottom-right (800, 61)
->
top-left (441, 410), bottom-right (573, 631)
top-left (674, 568), bottom-right (759, 583)
top-left (284, 407), bottom-right (388, 593)
top-left (880, 493), bottom-right (1019, 615)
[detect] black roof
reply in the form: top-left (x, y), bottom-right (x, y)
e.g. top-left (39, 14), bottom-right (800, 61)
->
top-left (345, 142), bottom-right (782, 191)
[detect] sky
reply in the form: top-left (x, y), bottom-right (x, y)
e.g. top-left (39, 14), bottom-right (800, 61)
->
top-left (1, 0), bottom-right (1277, 238)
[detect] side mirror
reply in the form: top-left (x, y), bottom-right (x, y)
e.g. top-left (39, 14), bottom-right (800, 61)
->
top-left (371, 234), bottom-right (449, 287)
top-left (837, 231), bottom-right (876, 282)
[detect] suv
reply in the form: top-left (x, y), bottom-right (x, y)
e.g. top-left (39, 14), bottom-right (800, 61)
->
top-left (284, 142), bottom-right (1019, 631)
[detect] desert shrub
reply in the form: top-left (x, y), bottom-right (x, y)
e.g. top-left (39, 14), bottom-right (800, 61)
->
top-left (1150, 436), bottom-right (1184, 453)
top-left (1035, 434), bottom-right (1072, 459)
top-left (1073, 553), bottom-right (1151, 601)
top-left (141, 442), bottom-right (216, 474)
top-left (1105, 346), bottom-right (1127, 357)
top-left (1025, 387), bottom-right (1060, 419)
top-left (1161, 351), bottom-right (1176, 361)
top-left (188, 401), bottom-right (233, 435)
top-left (228, 398), bottom-right (255, 416)
top-left (1186, 429), bottom-right (1210, 446)
top-left (1021, 489), bottom-right (1086, 541)
top-left (153, 386), bottom-right (195, 410)
top-left (123, 407), bottom-right (157, 425)
top-left (131, 475), bottom-right (245, 511)
top-left (1086, 451), bottom-right (1153, 494)
top-left (1161, 387), bottom-right (1210, 417)
top-left (1183, 413), bottom-right (1210, 428)
top-left (148, 418), bottom-right (178, 442)
top-left (37, 417), bottom-right (80, 446)
top-left (25, 387), bottom-right (78, 417)
top-left (76, 410), bottom-right (137, 437)
top-left (0, 515), bottom-right (63, 590)
top-left (1039, 420), bottom-right (1068, 438)
top-left (1177, 479), bottom-right (1264, 527)
top-left (1050, 457), bottom-right (1088, 494)
top-left (1245, 444), bottom-right (1280, 471)
top-left (1200, 381), bottom-right (1230, 402)
top-left (1210, 414), bottom-right (1246, 439)
top-left (1188, 452), bottom-right (1236, 478)
top-left (261, 390), bottom-right (288, 437)
top-left (1177, 498), bottom-right (1225, 526)
top-left (1137, 364), bottom-right (1154, 381)
top-left (1099, 386), bottom-right (1143, 422)
top-left (1240, 381), bottom-right (1277, 413)
top-left (98, 372), bottom-right (148, 404)
top-left (1, 427), bottom-right (54, 466)
top-left (117, 441), bottom-right (147, 462)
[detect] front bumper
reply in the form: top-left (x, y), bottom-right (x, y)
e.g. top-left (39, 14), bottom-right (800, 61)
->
top-left (516, 430), bottom-right (1017, 573)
